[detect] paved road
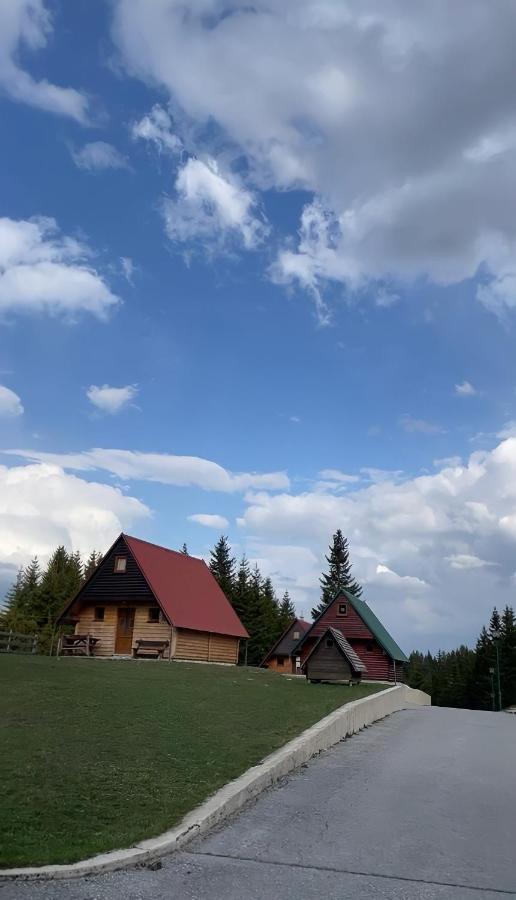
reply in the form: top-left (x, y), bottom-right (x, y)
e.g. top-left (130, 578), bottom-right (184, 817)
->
top-left (2, 707), bottom-right (515, 899)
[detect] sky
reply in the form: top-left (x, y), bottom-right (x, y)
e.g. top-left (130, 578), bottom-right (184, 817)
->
top-left (1, 0), bottom-right (516, 653)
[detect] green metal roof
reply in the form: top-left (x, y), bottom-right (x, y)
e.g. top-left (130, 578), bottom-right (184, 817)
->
top-left (340, 589), bottom-right (408, 663)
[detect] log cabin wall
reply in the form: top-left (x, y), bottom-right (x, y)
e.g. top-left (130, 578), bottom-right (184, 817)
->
top-left (175, 628), bottom-right (239, 663)
top-left (75, 605), bottom-right (117, 656)
top-left (75, 603), bottom-right (172, 656)
top-left (264, 656), bottom-right (296, 674)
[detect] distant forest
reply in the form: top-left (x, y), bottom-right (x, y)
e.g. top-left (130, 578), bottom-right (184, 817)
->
top-left (406, 606), bottom-right (516, 711)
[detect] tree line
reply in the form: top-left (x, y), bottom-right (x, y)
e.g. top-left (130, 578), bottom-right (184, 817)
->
top-left (406, 606), bottom-right (516, 710)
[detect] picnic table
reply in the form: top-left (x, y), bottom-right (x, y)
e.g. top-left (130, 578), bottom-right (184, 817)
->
top-left (132, 639), bottom-right (170, 659)
top-left (57, 634), bottom-right (99, 657)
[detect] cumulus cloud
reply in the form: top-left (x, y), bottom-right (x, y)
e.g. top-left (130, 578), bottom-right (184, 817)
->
top-left (188, 513), bottom-right (229, 529)
top-left (163, 157), bottom-right (268, 251)
top-left (4, 448), bottom-right (290, 493)
top-left (0, 385), bottom-right (23, 417)
top-left (112, 0), bottom-right (516, 315)
top-left (0, 461), bottom-right (149, 588)
top-left (236, 436), bottom-right (516, 649)
top-left (86, 384), bottom-right (138, 415)
top-left (71, 142), bottom-right (130, 172)
top-left (0, 216), bottom-right (119, 319)
top-left (0, 0), bottom-right (88, 121)
top-left (132, 104), bottom-right (182, 154)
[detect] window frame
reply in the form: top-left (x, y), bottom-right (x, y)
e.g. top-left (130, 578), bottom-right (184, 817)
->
top-left (147, 606), bottom-right (161, 624)
top-left (94, 606), bottom-right (105, 622)
top-left (114, 556), bottom-right (127, 573)
top-left (337, 602), bottom-right (348, 617)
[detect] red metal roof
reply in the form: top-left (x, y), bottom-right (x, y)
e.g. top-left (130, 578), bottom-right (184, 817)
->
top-left (123, 534), bottom-right (249, 639)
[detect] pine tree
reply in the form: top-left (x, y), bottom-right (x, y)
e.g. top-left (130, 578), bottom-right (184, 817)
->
top-left (209, 536), bottom-right (235, 601)
top-left (501, 606), bottom-right (516, 707)
top-left (312, 529), bottom-right (362, 619)
top-left (83, 551), bottom-right (102, 581)
top-left (181, 543), bottom-right (189, 555)
top-left (278, 590), bottom-right (296, 630)
top-left (2, 559), bottom-right (41, 632)
top-left (38, 547), bottom-right (82, 627)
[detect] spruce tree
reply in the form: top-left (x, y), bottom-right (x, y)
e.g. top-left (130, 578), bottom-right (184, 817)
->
top-left (83, 551), bottom-right (102, 580)
top-left (312, 529), bottom-right (362, 619)
top-left (501, 606), bottom-right (516, 707)
top-left (209, 536), bottom-right (235, 601)
top-left (278, 590), bottom-right (296, 630)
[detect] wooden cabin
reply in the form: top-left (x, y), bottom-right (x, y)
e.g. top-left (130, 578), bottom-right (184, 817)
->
top-left (57, 534), bottom-right (248, 664)
top-left (260, 617), bottom-right (311, 674)
top-left (302, 627), bottom-right (367, 683)
top-left (294, 590), bottom-right (408, 682)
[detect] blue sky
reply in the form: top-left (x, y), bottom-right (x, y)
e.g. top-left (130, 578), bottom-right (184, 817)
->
top-left (1, 0), bottom-right (516, 652)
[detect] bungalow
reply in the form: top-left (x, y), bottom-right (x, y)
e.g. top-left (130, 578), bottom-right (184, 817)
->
top-left (260, 617), bottom-right (311, 674)
top-left (57, 533), bottom-right (248, 664)
top-left (294, 590), bottom-right (408, 683)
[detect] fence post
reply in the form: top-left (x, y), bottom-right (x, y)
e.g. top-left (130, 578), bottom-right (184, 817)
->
top-left (32, 634), bottom-right (38, 655)
top-left (7, 629), bottom-right (12, 653)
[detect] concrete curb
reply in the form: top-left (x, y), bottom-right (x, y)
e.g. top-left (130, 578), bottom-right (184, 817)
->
top-left (1, 684), bottom-right (430, 882)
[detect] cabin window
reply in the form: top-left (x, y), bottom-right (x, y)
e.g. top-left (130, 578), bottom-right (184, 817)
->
top-left (114, 556), bottom-right (127, 573)
top-left (148, 607), bottom-right (160, 623)
top-left (366, 641), bottom-right (374, 652)
top-left (277, 656), bottom-right (285, 666)
top-left (326, 638), bottom-right (334, 648)
top-left (293, 631), bottom-right (300, 639)
top-left (94, 607), bottom-right (105, 621)
top-left (337, 603), bottom-right (347, 616)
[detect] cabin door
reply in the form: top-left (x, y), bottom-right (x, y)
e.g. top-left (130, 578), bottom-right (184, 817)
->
top-left (115, 607), bottom-right (135, 654)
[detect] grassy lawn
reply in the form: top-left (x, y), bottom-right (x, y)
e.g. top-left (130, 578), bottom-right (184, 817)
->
top-left (1, 655), bottom-right (384, 867)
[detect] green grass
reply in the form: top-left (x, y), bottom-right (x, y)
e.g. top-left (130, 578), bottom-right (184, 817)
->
top-left (1, 655), bottom-right (384, 867)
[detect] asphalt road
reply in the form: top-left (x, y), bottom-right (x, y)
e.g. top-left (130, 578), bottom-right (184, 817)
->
top-left (2, 706), bottom-right (515, 900)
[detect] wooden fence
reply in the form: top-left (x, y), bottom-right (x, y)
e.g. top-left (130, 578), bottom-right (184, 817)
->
top-left (0, 630), bottom-right (39, 654)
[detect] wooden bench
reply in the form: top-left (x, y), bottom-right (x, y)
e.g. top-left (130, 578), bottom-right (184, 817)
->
top-left (132, 639), bottom-right (170, 659)
top-left (57, 634), bottom-right (99, 657)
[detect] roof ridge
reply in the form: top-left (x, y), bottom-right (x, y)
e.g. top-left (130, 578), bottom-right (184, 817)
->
top-left (123, 533), bottom-right (205, 564)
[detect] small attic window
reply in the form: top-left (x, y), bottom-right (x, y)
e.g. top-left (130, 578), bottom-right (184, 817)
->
top-left (293, 631), bottom-right (300, 639)
top-left (337, 603), bottom-right (347, 616)
top-left (326, 638), bottom-right (334, 648)
top-left (148, 607), bottom-right (160, 623)
top-left (114, 556), bottom-right (127, 573)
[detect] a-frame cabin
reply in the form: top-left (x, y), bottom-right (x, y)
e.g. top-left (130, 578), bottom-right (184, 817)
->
top-left (294, 590), bottom-right (408, 682)
top-left (57, 534), bottom-right (248, 664)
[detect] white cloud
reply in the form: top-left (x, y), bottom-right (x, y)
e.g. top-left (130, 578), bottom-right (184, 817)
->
top-left (0, 385), bottom-right (23, 417)
top-left (0, 0), bottom-right (88, 121)
top-left (0, 461), bottom-right (149, 581)
top-left (236, 436), bottom-right (516, 648)
top-left (86, 384), bottom-right (138, 415)
top-left (188, 513), bottom-right (229, 529)
top-left (400, 414), bottom-right (445, 435)
top-left (163, 157), bottom-right (268, 251)
top-left (4, 448), bottom-right (290, 493)
top-left (112, 1), bottom-right (516, 315)
top-left (318, 469), bottom-right (360, 484)
top-left (71, 142), bottom-right (130, 172)
top-left (455, 381), bottom-right (477, 397)
top-left (132, 104), bottom-right (182, 154)
top-left (120, 256), bottom-right (135, 284)
top-left (0, 216), bottom-right (119, 319)
top-left (446, 554), bottom-right (497, 570)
